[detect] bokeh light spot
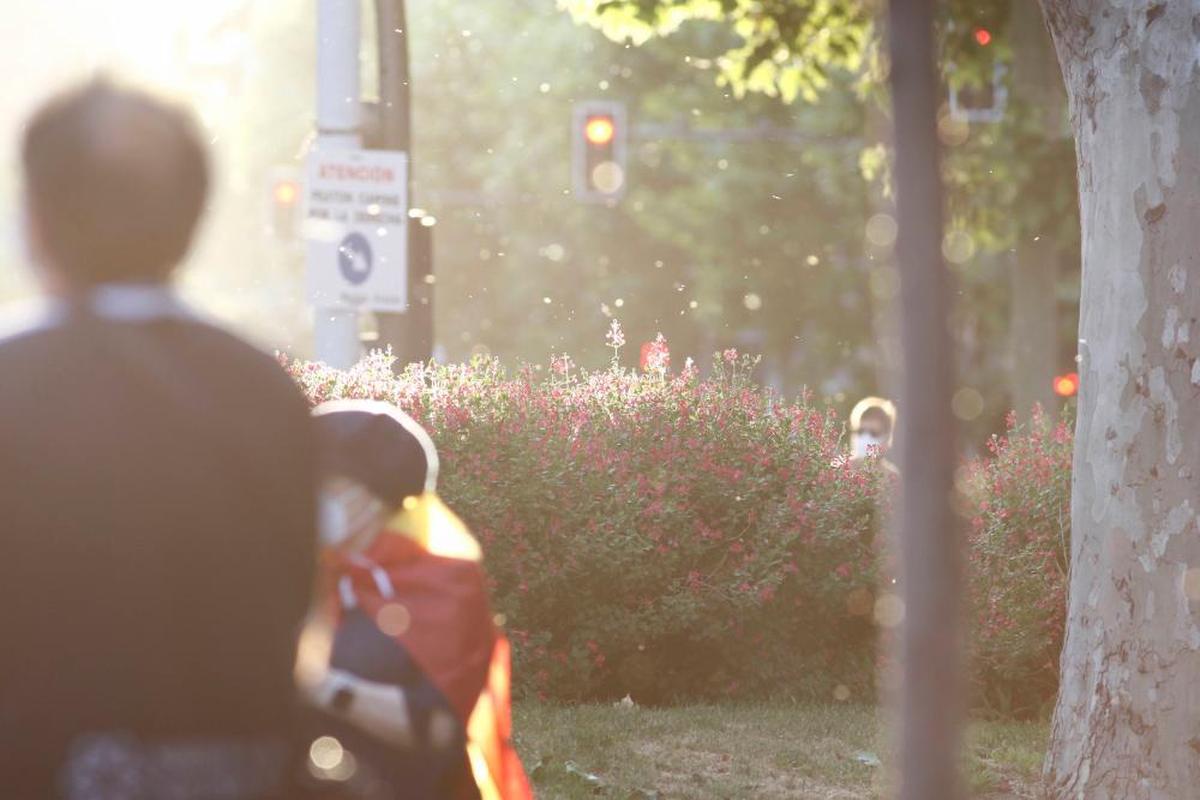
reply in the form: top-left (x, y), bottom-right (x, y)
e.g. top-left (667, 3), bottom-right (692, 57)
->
top-left (309, 736), bottom-right (344, 772)
top-left (874, 593), bottom-right (905, 628)
top-left (865, 213), bottom-right (898, 248)
top-left (376, 603), bottom-right (412, 637)
top-left (591, 161), bottom-right (625, 194)
top-left (942, 230), bottom-right (976, 264)
top-left (952, 387), bottom-right (985, 421)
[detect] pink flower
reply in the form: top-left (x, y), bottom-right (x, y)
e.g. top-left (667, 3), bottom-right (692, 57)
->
top-left (550, 354), bottom-right (574, 376)
top-left (640, 333), bottom-right (671, 374)
top-left (606, 319), bottom-right (626, 350)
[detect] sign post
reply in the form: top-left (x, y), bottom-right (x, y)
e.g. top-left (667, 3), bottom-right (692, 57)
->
top-left (312, 0), bottom-right (363, 368)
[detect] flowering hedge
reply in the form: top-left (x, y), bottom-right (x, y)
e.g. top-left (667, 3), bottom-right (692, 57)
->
top-left (287, 344), bottom-right (888, 703)
top-left (963, 409), bottom-right (1072, 718)
top-left (285, 344), bottom-right (1073, 712)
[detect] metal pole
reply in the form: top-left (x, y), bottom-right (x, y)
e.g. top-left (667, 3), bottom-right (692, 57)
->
top-left (373, 0), bottom-right (432, 367)
top-left (313, 0), bottom-right (362, 368)
top-left (887, 1), bottom-right (963, 799)
top-left (375, 0), bottom-right (411, 152)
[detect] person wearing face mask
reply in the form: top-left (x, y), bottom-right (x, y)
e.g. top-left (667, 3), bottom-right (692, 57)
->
top-left (296, 400), bottom-right (531, 800)
top-left (848, 396), bottom-right (897, 469)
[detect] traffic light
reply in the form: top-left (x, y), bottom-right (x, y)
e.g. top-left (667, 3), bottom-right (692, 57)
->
top-left (268, 166), bottom-right (302, 240)
top-left (573, 101), bottom-right (627, 202)
top-left (1053, 372), bottom-right (1079, 398)
top-left (948, 26), bottom-right (1008, 124)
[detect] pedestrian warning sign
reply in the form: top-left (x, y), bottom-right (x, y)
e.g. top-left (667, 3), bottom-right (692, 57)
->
top-left (305, 147), bottom-right (408, 312)
top-left (337, 232), bottom-right (373, 285)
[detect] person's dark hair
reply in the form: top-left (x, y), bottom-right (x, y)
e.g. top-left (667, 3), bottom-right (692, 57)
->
top-left (21, 78), bottom-right (209, 286)
top-left (859, 405), bottom-right (893, 434)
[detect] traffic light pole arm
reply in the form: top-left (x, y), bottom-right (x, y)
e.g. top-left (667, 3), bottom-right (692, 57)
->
top-left (630, 121), bottom-right (862, 147)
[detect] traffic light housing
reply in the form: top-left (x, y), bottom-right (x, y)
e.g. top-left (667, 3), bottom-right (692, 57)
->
top-left (948, 26), bottom-right (1008, 124)
top-left (268, 166), bottom-right (302, 240)
top-left (573, 101), bottom-right (628, 202)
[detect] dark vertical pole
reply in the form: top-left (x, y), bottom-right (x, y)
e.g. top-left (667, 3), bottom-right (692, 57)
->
top-left (886, 2), bottom-right (962, 800)
top-left (375, 0), bottom-right (434, 366)
top-left (375, 0), bottom-right (411, 153)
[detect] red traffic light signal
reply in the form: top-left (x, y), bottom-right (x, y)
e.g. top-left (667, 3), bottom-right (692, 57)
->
top-left (1053, 372), bottom-right (1079, 398)
top-left (273, 179), bottom-right (300, 207)
top-left (973, 27), bottom-right (992, 46)
top-left (573, 101), bottom-right (627, 202)
top-left (267, 168), bottom-right (302, 240)
top-left (584, 115), bottom-right (616, 146)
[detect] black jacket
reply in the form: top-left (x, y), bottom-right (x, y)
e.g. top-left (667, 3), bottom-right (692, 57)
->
top-left (0, 287), bottom-right (317, 796)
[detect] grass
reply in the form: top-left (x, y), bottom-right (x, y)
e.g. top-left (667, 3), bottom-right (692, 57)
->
top-left (512, 702), bottom-right (1047, 799)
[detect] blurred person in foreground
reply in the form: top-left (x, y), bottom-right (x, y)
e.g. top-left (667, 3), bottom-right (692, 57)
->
top-left (296, 400), bottom-right (530, 800)
top-left (0, 79), bottom-right (317, 797)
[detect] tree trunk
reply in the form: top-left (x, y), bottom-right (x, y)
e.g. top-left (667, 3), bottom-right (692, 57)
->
top-left (1041, 2), bottom-right (1200, 796)
top-left (1009, 0), bottom-right (1066, 420)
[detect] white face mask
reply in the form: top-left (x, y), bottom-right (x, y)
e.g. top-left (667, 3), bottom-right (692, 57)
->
top-left (318, 494), bottom-right (352, 548)
top-left (852, 433), bottom-right (886, 459)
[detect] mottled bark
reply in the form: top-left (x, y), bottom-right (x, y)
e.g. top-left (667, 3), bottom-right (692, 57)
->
top-left (1041, 1), bottom-right (1200, 797)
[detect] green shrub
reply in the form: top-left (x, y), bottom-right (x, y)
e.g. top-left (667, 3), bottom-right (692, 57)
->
top-left (286, 344), bottom-right (887, 703)
top-left (963, 408), bottom-right (1072, 718)
top-left (286, 344), bottom-right (1073, 714)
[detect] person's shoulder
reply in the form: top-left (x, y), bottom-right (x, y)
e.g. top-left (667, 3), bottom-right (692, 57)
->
top-left (179, 318), bottom-right (306, 399)
top-left (179, 315), bottom-right (280, 365)
top-left (0, 301), bottom-right (80, 384)
top-left (0, 299), bottom-right (67, 355)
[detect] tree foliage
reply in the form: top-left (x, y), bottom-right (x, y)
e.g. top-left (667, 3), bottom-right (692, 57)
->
top-left (564, 0), bottom-right (1082, 440)
top-left (409, 0), bottom-right (883, 397)
top-left (225, 0), bottom-right (1080, 442)
top-left (563, 0), bottom-right (1019, 100)
top-left (563, 0), bottom-right (874, 103)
